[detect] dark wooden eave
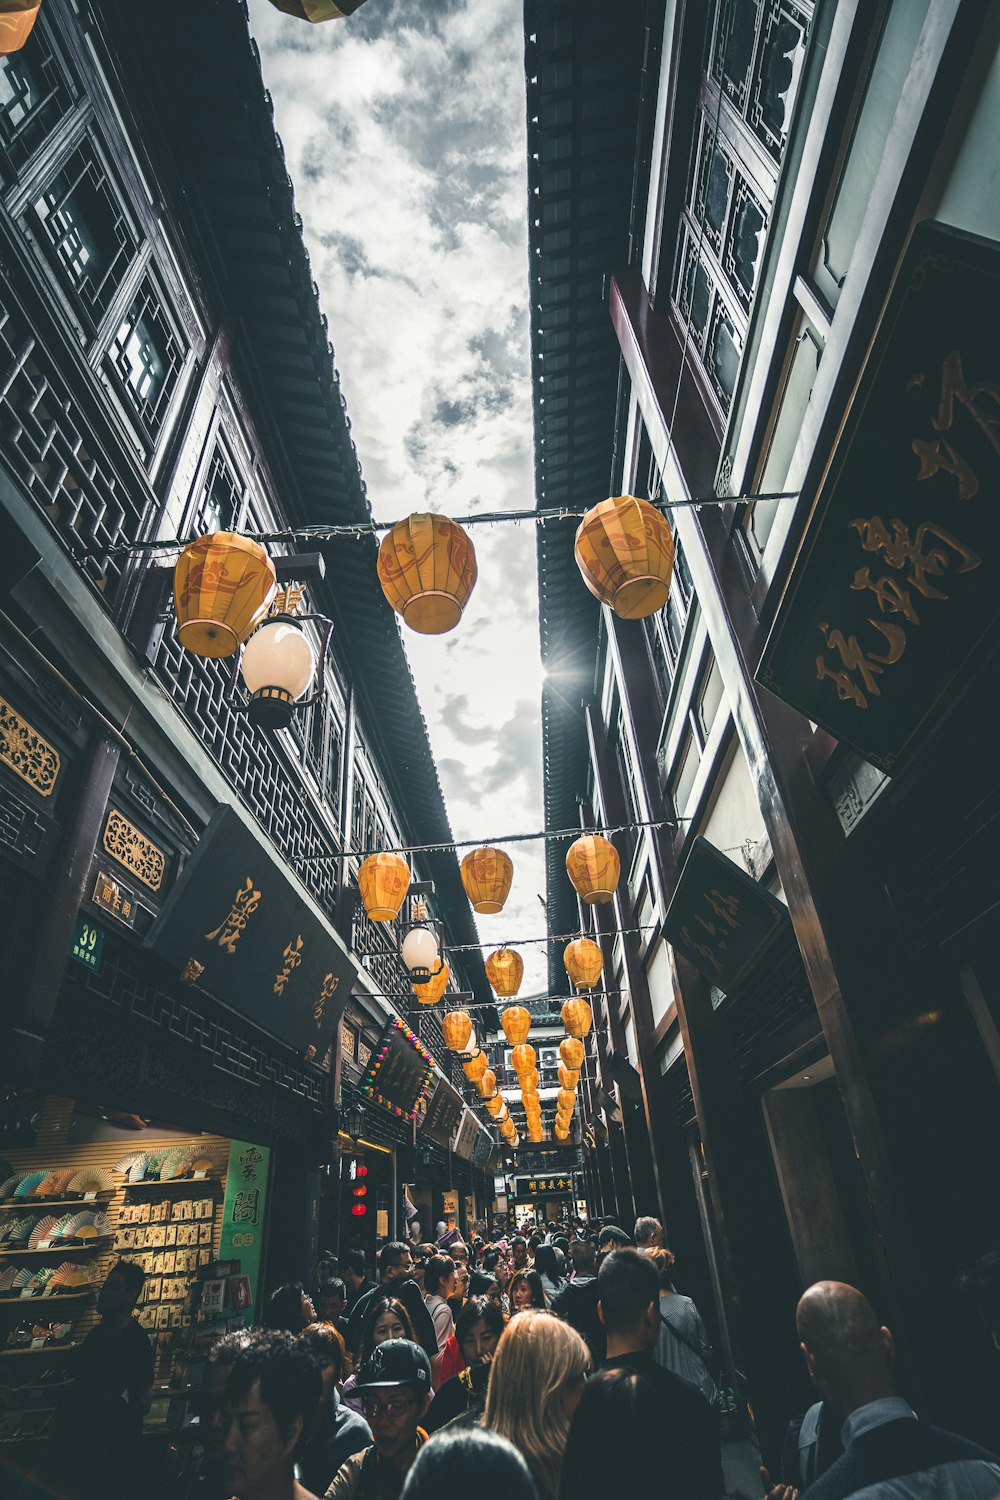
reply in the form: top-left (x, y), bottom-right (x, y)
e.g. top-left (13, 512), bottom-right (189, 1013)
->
top-left (99, 0), bottom-right (488, 996)
top-left (524, 0), bottom-right (651, 990)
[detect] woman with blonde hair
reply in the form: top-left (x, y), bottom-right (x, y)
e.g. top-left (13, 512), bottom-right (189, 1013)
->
top-left (481, 1309), bottom-right (590, 1500)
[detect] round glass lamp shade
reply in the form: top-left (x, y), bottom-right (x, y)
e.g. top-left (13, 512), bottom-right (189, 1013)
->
top-left (566, 834), bottom-right (621, 905)
top-left (564, 937), bottom-right (604, 991)
top-left (500, 1005), bottom-right (531, 1047)
top-left (460, 847), bottom-right (513, 915)
top-left (401, 924), bottom-right (440, 982)
top-left (377, 512), bottom-right (478, 635)
top-left (562, 998), bottom-right (593, 1040)
top-left (241, 619), bottom-right (316, 729)
top-left (485, 947), bottom-right (524, 997)
top-left (358, 852), bottom-right (411, 922)
top-left (574, 495), bottom-right (675, 620)
top-left (560, 1037), bottom-right (585, 1071)
top-left (174, 532), bottom-right (276, 659)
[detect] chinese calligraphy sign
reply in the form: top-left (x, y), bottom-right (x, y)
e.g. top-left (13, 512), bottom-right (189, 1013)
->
top-left (758, 222), bottom-right (1000, 773)
top-left (664, 837), bottom-right (787, 993)
top-left (145, 806), bottom-right (360, 1057)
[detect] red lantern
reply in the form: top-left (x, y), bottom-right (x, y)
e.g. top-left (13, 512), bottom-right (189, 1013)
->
top-left (351, 1204), bottom-right (367, 1216)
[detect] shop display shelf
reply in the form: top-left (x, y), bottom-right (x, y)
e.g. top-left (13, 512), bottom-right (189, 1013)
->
top-left (0, 1292), bottom-right (94, 1307)
top-left (124, 1178), bottom-right (221, 1192)
top-left (0, 1239), bottom-right (111, 1258)
top-left (0, 1196), bottom-right (113, 1211)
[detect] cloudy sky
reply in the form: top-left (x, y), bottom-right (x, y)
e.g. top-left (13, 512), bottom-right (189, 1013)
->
top-left (248, 0), bottom-right (549, 994)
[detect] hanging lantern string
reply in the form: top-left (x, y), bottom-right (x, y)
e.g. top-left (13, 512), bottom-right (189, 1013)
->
top-left (295, 815), bottom-right (678, 865)
top-left (363, 923), bottom-right (659, 957)
top-left (93, 491), bottom-right (801, 561)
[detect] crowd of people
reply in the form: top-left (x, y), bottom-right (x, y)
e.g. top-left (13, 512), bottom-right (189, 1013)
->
top-left (23, 1216), bottom-right (1000, 1500)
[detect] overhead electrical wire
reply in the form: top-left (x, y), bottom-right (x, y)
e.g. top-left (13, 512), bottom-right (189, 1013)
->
top-left (93, 489), bottom-right (800, 561)
top-left (294, 815), bottom-right (679, 865)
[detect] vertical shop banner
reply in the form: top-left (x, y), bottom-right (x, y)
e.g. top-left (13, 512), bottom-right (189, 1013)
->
top-left (663, 837), bottom-right (787, 992)
top-left (757, 221), bottom-right (1000, 772)
top-left (219, 1139), bottom-right (271, 1321)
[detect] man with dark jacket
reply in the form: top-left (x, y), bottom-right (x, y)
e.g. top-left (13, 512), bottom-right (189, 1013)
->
top-left (592, 1249), bottom-right (719, 1500)
top-left (346, 1243), bottom-right (437, 1362)
top-left (550, 1238), bottom-right (605, 1364)
top-left (323, 1340), bottom-right (432, 1500)
top-left (298, 1323), bottom-right (371, 1498)
top-left (777, 1281), bottom-right (1000, 1500)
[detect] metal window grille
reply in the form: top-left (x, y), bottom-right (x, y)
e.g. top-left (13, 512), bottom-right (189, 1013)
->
top-left (109, 278), bottom-right (183, 439)
top-left (0, 23), bottom-right (73, 172)
top-left (0, 292), bottom-right (145, 601)
top-left (33, 137), bottom-right (138, 327)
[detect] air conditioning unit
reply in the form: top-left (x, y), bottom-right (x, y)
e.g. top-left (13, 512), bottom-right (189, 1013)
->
top-left (538, 1048), bottom-right (559, 1070)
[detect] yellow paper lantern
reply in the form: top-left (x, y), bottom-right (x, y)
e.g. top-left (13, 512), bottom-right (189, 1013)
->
top-left (511, 1044), bottom-right (536, 1077)
top-left (464, 1052), bottom-right (488, 1084)
top-left (554, 1124), bottom-right (570, 1142)
top-left (528, 1124), bottom-right (543, 1143)
top-left (267, 0), bottom-right (367, 18)
top-left (477, 1069), bottom-right (497, 1099)
top-left (558, 1065), bottom-right (579, 1091)
top-left (562, 998), bottom-right (593, 1039)
top-left (557, 1088), bottom-right (577, 1112)
top-left (564, 938), bottom-right (604, 991)
top-left (574, 494), bottom-right (675, 619)
top-left (0, 1), bottom-right (39, 54)
top-left (485, 1093), bottom-right (506, 1118)
top-left (413, 961), bottom-right (450, 1005)
top-left (357, 852), bottom-right (411, 922)
top-left (486, 948), bottom-right (525, 997)
top-left (460, 848), bottom-right (513, 915)
top-left (500, 1006), bottom-right (531, 1046)
top-left (566, 835), bottom-right (621, 905)
top-left (377, 513), bottom-right (478, 635)
top-left (173, 532), bottom-right (277, 659)
top-left (560, 1038), bottom-right (585, 1071)
top-left (518, 1068), bottom-right (540, 1094)
top-left (442, 1011), bottom-right (473, 1052)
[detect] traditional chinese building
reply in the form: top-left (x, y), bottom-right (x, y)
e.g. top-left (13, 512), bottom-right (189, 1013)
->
top-left (528, 0), bottom-right (1000, 1463)
top-left (0, 3), bottom-right (496, 1444)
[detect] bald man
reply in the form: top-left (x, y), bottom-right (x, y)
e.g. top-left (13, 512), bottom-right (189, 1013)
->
top-left (766, 1280), bottom-right (1000, 1500)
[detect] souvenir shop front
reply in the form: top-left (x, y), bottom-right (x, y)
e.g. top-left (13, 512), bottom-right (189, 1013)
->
top-left (0, 1090), bottom-right (273, 1472)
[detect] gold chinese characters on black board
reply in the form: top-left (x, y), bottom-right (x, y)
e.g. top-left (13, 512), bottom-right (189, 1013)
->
top-left (664, 837), bottom-right (787, 993)
top-left (757, 221), bottom-right (1000, 773)
top-left (143, 805), bottom-right (359, 1061)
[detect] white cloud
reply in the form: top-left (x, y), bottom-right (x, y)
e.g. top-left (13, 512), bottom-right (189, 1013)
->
top-left (249, 0), bottom-right (550, 993)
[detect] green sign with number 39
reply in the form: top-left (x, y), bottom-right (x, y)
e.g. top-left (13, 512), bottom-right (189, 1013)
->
top-left (69, 915), bottom-right (104, 972)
